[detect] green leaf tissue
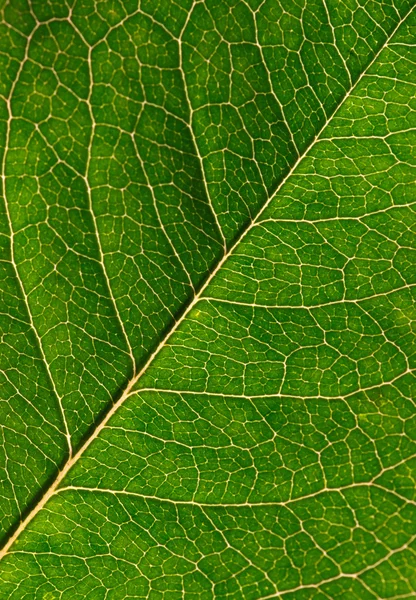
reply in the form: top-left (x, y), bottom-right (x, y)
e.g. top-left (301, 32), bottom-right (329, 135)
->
top-left (0, 0), bottom-right (415, 598)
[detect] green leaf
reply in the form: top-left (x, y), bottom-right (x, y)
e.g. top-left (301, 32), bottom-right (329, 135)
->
top-left (0, 0), bottom-right (415, 598)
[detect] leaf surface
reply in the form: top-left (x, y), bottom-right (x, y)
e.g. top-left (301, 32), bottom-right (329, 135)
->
top-left (0, 1), bottom-right (415, 598)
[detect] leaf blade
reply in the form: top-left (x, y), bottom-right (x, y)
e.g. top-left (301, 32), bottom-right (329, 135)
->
top-left (0, 1), bottom-right (415, 598)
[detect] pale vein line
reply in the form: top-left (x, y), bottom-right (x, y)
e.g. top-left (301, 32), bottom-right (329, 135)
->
top-left (201, 284), bottom-right (416, 310)
top-left (0, 3), bottom-right (413, 561)
top-left (56, 480), bottom-right (416, 508)
top-left (131, 368), bottom-right (415, 401)
top-left (128, 123), bottom-right (196, 293)
top-left (298, 4), bottom-right (328, 118)
top-left (256, 203), bottom-right (416, 224)
top-left (252, 0), bottom-right (300, 157)
top-left (178, 2), bottom-right (227, 250)
top-left (322, 0), bottom-right (352, 87)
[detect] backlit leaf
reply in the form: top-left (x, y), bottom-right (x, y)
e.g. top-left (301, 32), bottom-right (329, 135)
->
top-left (0, 1), bottom-right (415, 598)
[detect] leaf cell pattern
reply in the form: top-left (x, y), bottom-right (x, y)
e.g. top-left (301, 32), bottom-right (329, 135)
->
top-left (0, 0), bottom-right (415, 599)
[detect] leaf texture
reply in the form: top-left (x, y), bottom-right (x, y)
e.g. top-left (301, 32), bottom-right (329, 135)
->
top-left (0, 0), bottom-right (415, 598)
